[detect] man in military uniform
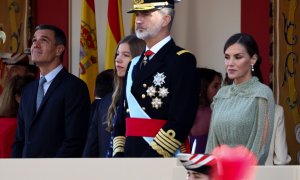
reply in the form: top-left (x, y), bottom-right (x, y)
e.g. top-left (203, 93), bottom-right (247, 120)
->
top-left (113, 0), bottom-right (198, 157)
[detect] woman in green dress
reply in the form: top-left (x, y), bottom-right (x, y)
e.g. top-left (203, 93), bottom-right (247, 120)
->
top-left (205, 33), bottom-right (275, 165)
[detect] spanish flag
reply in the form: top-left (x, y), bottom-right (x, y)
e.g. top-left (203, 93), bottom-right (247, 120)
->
top-left (104, 0), bottom-right (124, 70)
top-left (79, 0), bottom-right (98, 101)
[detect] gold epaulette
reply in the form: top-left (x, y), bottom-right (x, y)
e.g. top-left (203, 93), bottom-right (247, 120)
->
top-left (113, 136), bottom-right (126, 156)
top-left (150, 129), bottom-right (182, 157)
top-left (176, 50), bottom-right (190, 56)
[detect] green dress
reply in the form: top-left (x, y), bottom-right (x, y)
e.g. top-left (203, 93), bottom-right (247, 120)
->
top-left (205, 77), bottom-right (275, 165)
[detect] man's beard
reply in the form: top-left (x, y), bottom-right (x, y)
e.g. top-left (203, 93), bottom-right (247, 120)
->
top-left (135, 22), bottom-right (162, 40)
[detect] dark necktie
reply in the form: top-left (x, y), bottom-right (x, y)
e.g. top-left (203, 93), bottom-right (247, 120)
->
top-left (36, 77), bottom-right (46, 111)
top-left (142, 50), bottom-right (154, 66)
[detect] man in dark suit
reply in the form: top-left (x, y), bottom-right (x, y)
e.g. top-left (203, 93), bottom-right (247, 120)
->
top-left (12, 24), bottom-right (90, 158)
top-left (113, 0), bottom-right (198, 157)
top-left (83, 69), bottom-right (114, 157)
top-left (88, 69), bottom-right (114, 126)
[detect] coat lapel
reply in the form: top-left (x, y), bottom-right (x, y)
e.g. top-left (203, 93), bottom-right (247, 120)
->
top-left (131, 39), bottom-right (175, 91)
top-left (34, 68), bottom-right (67, 117)
top-left (28, 80), bottom-right (39, 123)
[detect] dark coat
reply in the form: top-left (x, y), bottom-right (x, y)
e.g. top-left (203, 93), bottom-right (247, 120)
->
top-left (12, 68), bottom-right (90, 158)
top-left (83, 93), bottom-right (112, 157)
top-left (114, 39), bottom-right (198, 157)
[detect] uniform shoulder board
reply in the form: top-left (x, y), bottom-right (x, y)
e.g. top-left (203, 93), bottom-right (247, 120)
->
top-left (176, 50), bottom-right (190, 56)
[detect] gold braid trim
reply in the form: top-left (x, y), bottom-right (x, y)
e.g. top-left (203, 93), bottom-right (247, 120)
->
top-left (176, 50), bottom-right (190, 56)
top-left (150, 141), bottom-right (171, 157)
top-left (113, 147), bottom-right (124, 156)
top-left (150, 129), bottom-right (182, 156)
top-left (157, 130), bottom-right (180, 148)
top-left (155, 135), bottom-right (176, 153)
top-left (160, 129), bottom-right (181, 146)
top-left (113, 136), bottom-right (126, 156)
top-left (133, 2), bottom-right (169, 9)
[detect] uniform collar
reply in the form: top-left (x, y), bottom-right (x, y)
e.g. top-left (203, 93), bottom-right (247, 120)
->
top-left (146, 35), bottom-right (171, 54)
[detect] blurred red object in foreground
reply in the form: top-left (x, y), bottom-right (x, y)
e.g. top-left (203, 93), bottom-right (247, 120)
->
top-left (211, 145), bottom-right (258, 180)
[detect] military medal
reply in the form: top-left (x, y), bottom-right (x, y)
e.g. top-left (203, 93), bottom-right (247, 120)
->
top-left (146, 86), bottom-right (157, 97)
top-left (151, 97), bottom-right (163, 109)
top-left (158, 87), bottom-right (169, 98)
top-left (153, 72), bottom-right (166, 87)
top-left (143, 50), bottom-right (154, 66)
top-left (144, 72), bottom-right (169, 110)
top-left (143, 56), bottom-right (148, 66)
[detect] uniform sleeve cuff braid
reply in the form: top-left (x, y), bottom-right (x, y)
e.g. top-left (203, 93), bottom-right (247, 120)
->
top-left (150, 129), bottom-right (182, 157)
top-left (113, 136), bottom-right (126, 156)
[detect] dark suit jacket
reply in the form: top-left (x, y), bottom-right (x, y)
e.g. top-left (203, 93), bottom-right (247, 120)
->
top-left (114, 39), bottom-right (198, 157)
top-left (83, 93), bottom-right (112, 157)
top-left (12, 68), bottom-right (90, 158)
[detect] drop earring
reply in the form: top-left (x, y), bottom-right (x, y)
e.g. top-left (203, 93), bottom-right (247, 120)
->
top-left (251, 64), bottom-right (254, 72)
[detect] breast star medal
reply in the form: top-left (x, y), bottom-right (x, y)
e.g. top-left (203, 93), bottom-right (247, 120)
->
top-left (158, 87), bottom-right (169, 98)
top-left (146, 72), bottom-right (169, 110)
top-left (146, 86), bottom-right (157, 97)
top-left (151, 97), bottom-right (163, 109)
top-left (153, 72), bottom-right (166, 87)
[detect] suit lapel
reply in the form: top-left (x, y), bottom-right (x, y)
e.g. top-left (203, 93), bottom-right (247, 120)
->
top-left (34, 68), bottom-right (67, 116)
top-left (132, 39), bottom-right (175, 91)
top-left (28, 80), bottom-right (39, 122)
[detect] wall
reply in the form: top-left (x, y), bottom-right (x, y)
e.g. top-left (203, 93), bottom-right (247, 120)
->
top-left (241, 0), bottom-right (271, 84)
top-left (34, 0), bottom-right (69, 68)
top-left (171, 0), bottom-right (240, 76)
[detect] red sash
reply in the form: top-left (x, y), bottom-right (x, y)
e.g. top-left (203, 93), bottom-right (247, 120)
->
top-left (126, 117), bottom-right (166, 137)
top-left (125, 117), bottom-right (190, 153)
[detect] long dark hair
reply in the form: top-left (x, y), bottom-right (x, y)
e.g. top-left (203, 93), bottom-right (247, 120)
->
top-left (196, 68), bottom-right (222, 106)
top-left (106, 34), bottom-right (145, 131)
top-left (223, 33), bottom-right (263, 83)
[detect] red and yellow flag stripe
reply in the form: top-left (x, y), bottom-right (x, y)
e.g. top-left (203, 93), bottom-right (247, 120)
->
top-left (104, 0), bottom-right (124, 70)
top-left (79, 0), bottom-right (99, 101)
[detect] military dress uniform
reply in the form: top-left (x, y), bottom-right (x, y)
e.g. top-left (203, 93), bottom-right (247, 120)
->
top-left (113, 38), bottom-right (198, 157)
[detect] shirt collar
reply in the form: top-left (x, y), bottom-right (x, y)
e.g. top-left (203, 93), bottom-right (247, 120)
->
top-left (146, 35), bottom-right (171, 54)
top-left (40, 64), bottom-right (63, 82)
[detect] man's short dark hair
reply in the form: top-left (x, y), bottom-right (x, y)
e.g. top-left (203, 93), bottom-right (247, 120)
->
top-left (35, 24), bottom-right (66, 46)
top-left (35, 24), bottom-right (66, 60)
top-left (95, 69), bottom-right (114, 98)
